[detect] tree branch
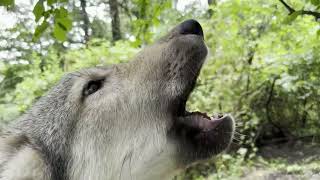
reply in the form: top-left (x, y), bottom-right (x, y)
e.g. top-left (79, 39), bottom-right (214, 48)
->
top-left (301, 10), bottom-right (320, 20)
top-left (279, 0), bottom-right (295, 14)
top-left (279, 0), bottom-right (320, 20)
top-left (80, 0), bottom-right (90, 43)
top-left (265, 76), bottom-right (285, 134)
top-left (118, 0), bottom-right (132, 20)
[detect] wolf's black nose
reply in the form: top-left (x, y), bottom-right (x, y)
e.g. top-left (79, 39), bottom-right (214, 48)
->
top-left (179, 19), bottom-right (203, 37)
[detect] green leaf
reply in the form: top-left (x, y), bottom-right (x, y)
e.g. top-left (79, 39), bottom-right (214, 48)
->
top-left (43, 10), bottom-right (52, 19)
top-left (53, 24), bottom-right (66, 41)
top-left (54, 7), bottom-right (68, 18)
top-left (53, 23), bottom-right (67, 41)
top-left (57, 17), bottom-right (72, 30)
top-left (33, 1), bottom-right (45, 22)
top-left (0, 0), bottom-right (14, 6)
top-left (317, 29), bottom-right (320, 37)
top-left (311, 0), bottom-right (320, 6)
top-left (47, 0), bottom-right (57, 6)
top-left (52, 8), bottom-right (72, 41)
top-left (54, 8), bottom-right (72, 30)
top-left (283, 11), bottom-right (302, 24)
top-left (59, 0), bottom-right (68, 3)
top-left (33, 20), bottom-right (49, 41)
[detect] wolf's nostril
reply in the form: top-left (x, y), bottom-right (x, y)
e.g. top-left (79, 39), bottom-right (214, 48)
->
top-left (179, 19), bottom-right (204, 37)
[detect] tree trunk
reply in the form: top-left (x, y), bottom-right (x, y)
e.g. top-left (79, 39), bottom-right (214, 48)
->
top-left (80, 0), bottom-right (90, 43)
top-left (173, 0), bottom-right (178, 9)
top-left (109, 0), bottom-right (122, 42)
top-left (207, 0), bottom-right (216, 17)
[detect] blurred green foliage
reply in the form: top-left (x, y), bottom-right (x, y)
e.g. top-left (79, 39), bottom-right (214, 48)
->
top-left (1, 0), bottom-right (320, 179)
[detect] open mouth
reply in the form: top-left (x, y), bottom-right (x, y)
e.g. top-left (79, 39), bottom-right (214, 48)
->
top-left (172, 94), bottom-right (234, 158)
top-left (173, 66), bottom-right (227, 135)
top-left (170, 62), bottom-right (233, 157)
top-left (175, 99), bottom-right (228, 136)
top-left (172, 99), bottom-right (234, 158)
top-left (172, 19), bottom-right (227, 134)
top-left (168, 19), bottom-right (234, 157)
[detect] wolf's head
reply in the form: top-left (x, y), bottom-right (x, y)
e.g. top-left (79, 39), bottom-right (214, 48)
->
top-left (16, 19), bottom-right (234, 180)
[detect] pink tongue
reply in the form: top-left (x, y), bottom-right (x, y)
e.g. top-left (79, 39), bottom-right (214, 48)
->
top-left (180, 112), bottom-right (224, 131)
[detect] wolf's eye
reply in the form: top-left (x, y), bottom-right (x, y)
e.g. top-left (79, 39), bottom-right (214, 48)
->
top-left (83, 79), bottom-right (104, 96)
